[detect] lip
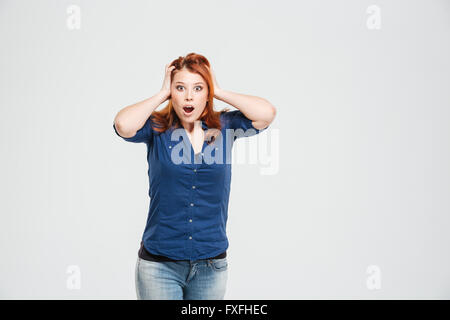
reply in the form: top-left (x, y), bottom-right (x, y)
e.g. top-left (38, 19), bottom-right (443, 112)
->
top-left (182, 107), bottom-right (195, 117)
top-left (182, 105), bottom-right (195, 116)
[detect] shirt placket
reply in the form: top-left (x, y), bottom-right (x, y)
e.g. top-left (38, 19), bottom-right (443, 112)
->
top-left (187, 163), bottom-right (198, 260)
top-left (187, 126), bottom-right (206, 260)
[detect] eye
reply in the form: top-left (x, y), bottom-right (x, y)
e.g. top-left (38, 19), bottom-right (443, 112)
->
top-left (176, 85), bottom-right (203, 91)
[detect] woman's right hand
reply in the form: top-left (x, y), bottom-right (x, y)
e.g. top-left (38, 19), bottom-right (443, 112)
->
top-left (160, 64), bottom-right (176, 100)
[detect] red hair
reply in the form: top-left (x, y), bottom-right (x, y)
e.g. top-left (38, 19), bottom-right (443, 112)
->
top-left (151, 53), bottom-right (229, 143)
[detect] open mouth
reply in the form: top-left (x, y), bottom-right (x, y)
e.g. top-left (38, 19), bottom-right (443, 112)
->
top-left (183, 106), bottom-right (194, 114)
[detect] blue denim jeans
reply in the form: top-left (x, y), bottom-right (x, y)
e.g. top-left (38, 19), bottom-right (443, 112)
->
top-left (135, 256), bottom-right (228, 300)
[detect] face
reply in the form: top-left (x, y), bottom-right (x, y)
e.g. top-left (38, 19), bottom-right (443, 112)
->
top-left (171, 68), bottom-right (208, 127)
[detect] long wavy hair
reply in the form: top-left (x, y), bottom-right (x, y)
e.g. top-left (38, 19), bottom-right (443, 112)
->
top-left (151, 53), bottom-right (229, 143)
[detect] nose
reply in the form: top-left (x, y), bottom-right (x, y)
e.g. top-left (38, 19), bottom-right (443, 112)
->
top-left (185, 88), bottom-right (193, 100)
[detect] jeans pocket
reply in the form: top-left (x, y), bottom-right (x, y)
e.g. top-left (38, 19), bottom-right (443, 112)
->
top-left (209, 257), bottom-right (228, 272)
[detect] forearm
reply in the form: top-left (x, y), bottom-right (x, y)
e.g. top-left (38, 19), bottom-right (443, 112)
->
top-left (215, 89), bottom-right (276, 123)
top-left (114, 90), bottom-right (168, 134)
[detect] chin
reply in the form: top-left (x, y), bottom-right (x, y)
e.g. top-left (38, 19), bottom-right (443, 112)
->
top-left (184, 116), bottom-right (200, 122)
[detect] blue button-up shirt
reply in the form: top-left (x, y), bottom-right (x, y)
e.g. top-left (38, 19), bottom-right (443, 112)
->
top-left (113, 110), bottom-right (268, 260)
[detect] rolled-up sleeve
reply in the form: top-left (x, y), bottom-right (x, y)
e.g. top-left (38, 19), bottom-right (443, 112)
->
top-left (222, 110), bottom-right (269, 140)
top-left (113, 116), bottom-right (154, 143)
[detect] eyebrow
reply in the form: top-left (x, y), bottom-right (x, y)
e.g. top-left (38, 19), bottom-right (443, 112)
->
top-left (175, 81), bottom-right (205, 85)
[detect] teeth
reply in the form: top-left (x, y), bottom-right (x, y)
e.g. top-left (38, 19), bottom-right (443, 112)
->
top-left (183, 106), bottom-right (194, 113)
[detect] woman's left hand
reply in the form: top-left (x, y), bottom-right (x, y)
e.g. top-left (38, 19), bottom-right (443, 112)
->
top-left (206, 65), bottom-right (222, 98)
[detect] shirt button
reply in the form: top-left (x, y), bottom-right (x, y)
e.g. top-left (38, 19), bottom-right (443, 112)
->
top-left (193, 169), bottom-right (197, 172)
top-left (192, 186), bottom-right (196, 189)
top-left (189, 236), bottom-right (192, 240)
top-left (215, 147), bottom-right (218, 150)
top-left (189, 219), bottom-right (192, 222)
top-left (190, 203), bottom-right (194, 206)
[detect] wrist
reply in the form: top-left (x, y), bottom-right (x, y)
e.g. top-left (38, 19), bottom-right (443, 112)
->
top-left (214, 87), bottom-right (224, 100)
top-left (158, 89), bottom-right (170, 100)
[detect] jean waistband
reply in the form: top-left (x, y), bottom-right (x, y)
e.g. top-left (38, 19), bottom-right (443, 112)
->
top-left (138, 241), bottom-right (226, 262)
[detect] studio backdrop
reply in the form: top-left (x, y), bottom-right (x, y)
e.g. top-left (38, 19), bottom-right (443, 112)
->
top-left (1, 0), bottom-right (449, 299)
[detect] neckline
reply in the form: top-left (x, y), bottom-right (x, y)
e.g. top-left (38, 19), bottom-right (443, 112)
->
top-left (184, 126), bottom-right (206, 157)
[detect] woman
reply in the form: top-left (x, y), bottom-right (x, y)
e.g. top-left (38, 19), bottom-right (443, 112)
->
top-left (113, 53), bottom-right (276, 300)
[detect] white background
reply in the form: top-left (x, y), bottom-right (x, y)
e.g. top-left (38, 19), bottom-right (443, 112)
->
top-left (1, 0), bottom-right (449, 299)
